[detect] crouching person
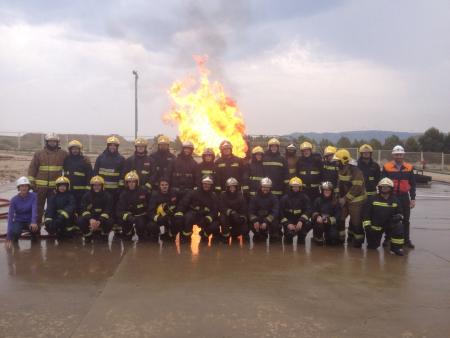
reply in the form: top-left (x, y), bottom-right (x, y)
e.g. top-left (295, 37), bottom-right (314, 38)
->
top-left (219, 177), bottom-right (249, 243)
top-left (362, 178), bottom-right (404, 256)
top-left (248, 177), bottom-right (280, 242)
top-left (78, 176), bottom-right (113, 242)
top-left (44, 176), bottom-right (76, 239)
top-left (116, 171), bottom-right (152, 241)
top-left (311, 182), bottom-right (342, 245)
top-left (148, 177), bottom-right (179, 242)
top-left (280, 177), bottom-right (312, 244)
top-left (5, 177), bottom-right (39, 247)
top-left (177, 176), bottom-right (220, 243)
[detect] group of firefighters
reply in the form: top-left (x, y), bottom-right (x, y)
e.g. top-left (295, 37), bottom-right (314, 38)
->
top-left (6, 133), bottom-right (416, 256)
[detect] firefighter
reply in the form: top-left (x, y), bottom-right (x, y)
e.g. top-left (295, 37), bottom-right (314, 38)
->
top-left (362, 178), bottom-right (404, 256)
top-left (116, 171), bottom-right (154, 241)
top-left (123, 137), bottom-right (153, 193)
top-left (285, 143), bottom-right (299, 179)
top-left (382, 145), bottom-right (416, 249)
top-left (149, 135), bottom-right (175, 186)
top-left (168, 141), bottom-right (197, 199)
top-left (243, 146), bottom-right (265, 198)
top-left (63, 140), bottom-right (92, 214)
top-left (177, 176), bottom-right (220, 243)
top-left (334, 149), bottom-right (367, 248)
top-left (311, 181), bottom-right (343, 245)
top-left (357, 144), bottom-right (380, 198)
top-left (27, 133), bottom-right (68, 225)
top-left (78, 176), bottom-right (113, 242)
top-left (148, 177), bottom-right (179, 241)
top-left (248, 177), bottom-right (280, 242)
top-left (297, 141), bottom-right (323, 202)
top-left (196, 148), bottom-right (216, 189)
top-left (214, 140), bottom-right (246, 193)
top-left (263, 138), bottom-right (289, 197)
top-left (219, 177), bottom-right (249, 242)
top-left (44, 176), bottom-right (76, 239)
top-left (322, 146), bottom-right (339, 195)
top-left (280, 177), bottom-right (312, 244)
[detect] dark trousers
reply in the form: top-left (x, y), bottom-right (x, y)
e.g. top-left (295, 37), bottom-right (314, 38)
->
top-left (397, 194), bottom-right (412, 242)
top-left (71, 190), bottom-right (87, 214)
top-left (219, 213), bottom-right (249, 237)
top-left (45, 217), bottom-right (76, 237)
top-left (78, 216), bottom-right (113, 238)
top-left (340, 202), bottom-right (364, 246)
top-left (250, 216), bottom-right (281, 240)
top-left (150, 215), bottom-right (181, 238)
top-left (36, 187), bottom-right (53, 225)
top-left (118, 215), bottom-right (149, 238)
top-left (8, 221), bottom-right (40, 241)
top-left (283, 218), bottom-right (312, 241)
top-left (366, 221), bottom-right (404, 250)
top-left (312, 218), bottom-right (341, 245)
top-left (183, 210), bottom-right (220, 238)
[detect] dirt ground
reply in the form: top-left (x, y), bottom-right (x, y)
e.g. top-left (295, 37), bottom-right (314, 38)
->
top-left (0, 151), bottom-right (32, 185)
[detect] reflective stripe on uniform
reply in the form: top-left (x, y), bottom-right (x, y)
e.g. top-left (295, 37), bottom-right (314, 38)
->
top-left (339, 175), bottom-right (351, 181)
top-left (373, 201), bottom-right (398, 208)
top-left (39, 165), bottom-right (63, 172)
top-left (263, 161), bottom-right (283, 167)
top-left (390, 237), bottom-right (405, 245)
top-left (351, 180), bottom-right (363, 186)
top-left (370, 225), bottom-right (382, 231)
top-left (99, 169), bottom-right (120, 177)
top-left (362, 220), bottom-right (371, 227)
top-left (73, 185), bottom-right (88, 190)
top-left (272, 190), bottom-right (283, 195)
top-left (367, 191), bottom-right (376, 196)
top-left (58, 210), bottom-right (69, 219)
top-left (73, 171), bottom-right (86, 176)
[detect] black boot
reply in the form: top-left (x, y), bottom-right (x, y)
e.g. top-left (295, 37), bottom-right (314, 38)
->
top-left (404, 240), bottom-right (415, 249)
top-left (390, 247), bottom-right (404, 256)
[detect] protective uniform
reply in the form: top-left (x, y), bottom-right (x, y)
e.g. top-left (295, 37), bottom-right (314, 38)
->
top-left (311, 182), bottom-right (343, 245)
top-left (248, 178), bottom-right (281, 241)
top-left (123, 138), bottom-right (153, 193)
top-left (263, 138), bottom-right (289, 196)
top-left (148, 187), bottom-right (179, 241)
top-left (219, 178), bottom-right (249, 240)
top-left (27, 133), bottom-right (68, 224)
top-left (78, 176), bottom-right (113, 241)
top-left (322, 146), bottom-right (339, 195)
top-left (44, 176), bottom-right (76, 238)
top-left (63, 140), bottom-right (92, 213)
top-left (279, 177), bottom-right (312, 243)
top-left (196, 148), bottom-right (216, 189)
top-left (284, 144), bottom-right (299, 179)
top-left (357, 144), bottom-right (380, 197)
top-left (215, 141), bottom-right (246, 193)
top-left (297, 142), bottom-right (323, 201)
top-left (149, 135), bottom-right (176, 186)
top-left (243, 146), bottom-right (265, 197)
top-left (168, 142), bottom-right (197, 198)
top-left (362, 178), bottom-right (404, 256)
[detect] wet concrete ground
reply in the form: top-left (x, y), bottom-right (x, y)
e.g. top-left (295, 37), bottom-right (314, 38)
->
top-left (1, 183), bottom-right (450, 337)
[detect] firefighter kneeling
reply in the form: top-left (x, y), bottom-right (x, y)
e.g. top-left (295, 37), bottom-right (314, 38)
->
top-left (44, 176), bottom-right (76, 238)
top-left (78, 176), bottom-right (113, 242)
top-left (362, 178), bottom-right (404, 256)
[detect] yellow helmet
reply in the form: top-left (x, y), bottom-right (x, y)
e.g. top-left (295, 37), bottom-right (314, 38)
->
top-left (289, 177), bottom-right (303, 188)
top-left (324, 146), bottom-right (337, 156)
top-left (134, 137), bottom-right (148, 146)
top-left (300, 142), bottom-right (313, 151)
top-left (55, 176), bottom-right (70, 187)
top-left (107, 136), bottom-right (120, 145)
top-left (90, 175), bottom-right (105, 186)
top-left (68, 139), bottom-right (82, 149)
top-left (333, 149), bottom-right (352, 165)
top-left (359, 144), bottom-right (373, 153)
top-left (268, 138), bottom-right (280, 146)
top-left (125, 171), bottom-right (139, 183)
top-left (157, 135), bottom-right (170, 145)
top-left (252, 146), bottom-right (264, 154)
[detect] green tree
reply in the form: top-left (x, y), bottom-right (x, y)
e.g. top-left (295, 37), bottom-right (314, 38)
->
top-left (404, 136), bottom-right (421, 152)
top-left (297, 135), bottom-right (313, 145)
top-left (383, 135), bottom-right (403, 150)
top-left (318, 138), bottom-right (334, 150)
top-left (418, 127), bottom-right (445, 152)
top-left (336, 136), bottom-right (352, 148)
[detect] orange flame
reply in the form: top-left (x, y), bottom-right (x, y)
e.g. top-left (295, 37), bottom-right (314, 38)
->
top-left (164, 55), bottom-right (248, 158)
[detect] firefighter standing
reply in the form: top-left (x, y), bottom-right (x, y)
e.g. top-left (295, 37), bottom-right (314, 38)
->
top-left (280, 177), bottom-right (312, 244)
top-left (248, 177), bottom-right (281, 242)
top-left (196, 148), bottom-right (216, 189)
top-left (334, 149), bottom-right (367, 248)
top-left (27, 133), bottom-right (68, 225)
top-left (263, 138), bottom-right (289, 197)
top-left (63, 140), bottom-right (92, 213)
top-left (78, 176), bottom-right (113, 242)
top-left (44, 176), bottom-right (76, 238)
top-left (168, 141), bottom-right (197, 198)
top-left (123, 137), bottom-right (153, 193)
top-left (285, 144), bottom-right (299, 179)
top-left (382, 145), bottom-right (416, 249)
top-left (297, 142), bottom-right (323, 202)
top-left (357, 144), bottom-right (380, 198)
top-left (362, 178), bottom-right (404, 256)
top-left (214, 140), bottom-right (246, 194)
top-left (322, 146), bottom-right (339, 195)
top-left (149, 135), bottom-right (175, 186)
top-left (243, 146), bottom-right (265, 198)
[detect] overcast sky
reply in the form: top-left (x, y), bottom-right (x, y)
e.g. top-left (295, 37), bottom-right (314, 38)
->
top-left (0, 0), bottom-right (449, 137)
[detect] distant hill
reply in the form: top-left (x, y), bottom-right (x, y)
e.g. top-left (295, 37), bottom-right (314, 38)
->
top-left (285, 130), bottom-right (419, 143)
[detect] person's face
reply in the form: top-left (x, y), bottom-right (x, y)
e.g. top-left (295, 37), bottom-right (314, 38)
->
top-left (127, 180), bottom-right (137, 190)
top-left (202, 183), bottom-right (212, 191)
top-left (159, 181), bottom-right (169, 193)
top-left (108, 144), bottom-right (118, 153)
top-left (18, 184), bottom-right (29, 194)
top-left (222, 148), bottom-right (231, 156)
top-left (58, 184), bottom-right (67, 193)
top-left (291, 186), bottom-right (300, 193)
top-left (159, 144), bottom-right (169, 151)
top-left (323, 189), bottom-right (332, 198)
top-left (269, 145), bottom-right (278, 153)
top-left (261, 186), bottom-right (270, 194)
top-left (361, 152), bottom-right (371, 159)
top-left (136, 145), bottom-right (146, 154)
top-left (302, 149), bottom-right (312, 157)
top-left (70, 147), bottom-right (80, 156)
top-left (255, 153), bottom-right (263, 161)
top-left (204, 154), bottom-right (213, 163)
top-left (183, 147), bottom-right (192, 156)
top-left (324, 154), bottom-right (334, 162)
top-left (228, 185), bottom-right (237, 193)
top-left (393, 153), bottom-right (404, 162)
top-left (93, 183), bottom-right (102, 192)
top-left (47, 140), bottom-right (58, 148)
top-left (381, 186), bottom-right (392, 194)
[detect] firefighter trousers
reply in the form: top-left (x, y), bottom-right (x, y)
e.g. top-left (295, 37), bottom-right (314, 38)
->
top-left (340, 201), bottom-right (364, 246)
top-left (366, 221), bottom-right (404, 250)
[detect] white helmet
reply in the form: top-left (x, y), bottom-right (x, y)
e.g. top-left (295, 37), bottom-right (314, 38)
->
top-left (226, 177), bottom-right (239, 187)
top-left (201, 175), bottom-right (214, 185)
top-left (260, 177), bottom-right (272, 188)
top-left (378, 177), bottom-right (394, 188)
top-left (45, 132), bottom-right (60, 142)
top-left (16, 176), bottom-right (31, 187)
top-left (182, 141), bottom-right (194, 149)
top-left (392, 145), bottom-right (405, 155)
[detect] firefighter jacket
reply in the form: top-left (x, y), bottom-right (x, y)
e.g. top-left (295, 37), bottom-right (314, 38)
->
top-left (296, 153), bottom-right (323, 192)
top-left (116, 187), bottom-right (150, 221)
top-left (262, 150), bottom-right (289, 196)
top-left (63, 154), bottom-right (92, 192)
top-left (243, 155), bottom-right (266, 196)
top-left (362, 194), bottom-right (403, 232)
top-left (28, 147), bottom-right (68, 188)
top-left (214, 154), bottom-right (246, 193)
top-left (123, 152), bottom-right (153, 192)
top-left (176, 188), bottom-right (219, 221)
top-left (338, 164), bottom-right (367, 204)
top-left (219, 190), bottom-right (248, 219)
top-left (382, 161), bottom-right (416, 200)
top-left (149, 149), bottom-right (176, 185)
top-left (169, 153), bottom-right (198, 192)
top-left (79, 190), bottom-right (113, 221)
top-left (94, 150), bottom-right (125, 191)
top-left (279, 190), bottom-right (311, 226)
top-left (148, 189), bottom-right (178, 222)
top-left (285, 153), bottom-right (299, 178)
top-left (322, 159), bottom-right (339, 193)
top-left (357, 158), bottom-right (381, 197)
top-left (248, 191), bottom-right (279, 223)
top-left (196, 161), bottom-right (216, 189)
top-left (311, 195), bottom-right (341, 225)
top-left (44, 190), bottom-right (76, 222)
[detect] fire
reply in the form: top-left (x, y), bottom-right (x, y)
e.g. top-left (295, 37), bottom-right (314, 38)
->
top-left (164, 55), bottom-right (248, 158)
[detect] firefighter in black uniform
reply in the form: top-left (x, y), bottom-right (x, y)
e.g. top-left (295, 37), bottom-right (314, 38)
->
top-left (116, 171), bottom-right (154, 241)
top-left (196, 148), bottom-right (216, 189)
top-left (311, 181), bottom-right (342, 245)
top-left (357, 144), bottom-right (380, 198)
top-left (148, 177), bottom-right (179, 241)
top-left (63, 140), bottom-right (92, 214)
top-left (297, 141), bottom-right (323, 202)
top-left (243, 146), bottom-right (265, 198)
top-left (322, 146), bottom-right (339, 196)
top-left (362, 177), bottom-right (404, 256)
top-left (280, 177), bottom-right (312, 244)
top-left (219, 177), bottom-right (249, 242)
top-left (214, 140), bottom-right (246, 194)
top-left (150, 135), bottom-right (176, 187)
top-left (168, 141), bottom-right (197, 199)
top-left (44, 176), bottom-right (76, 238)
top-left (123, 137), bottom-right (153, 193)
top-left (78, 175), bottom-right (113, 242)
top-left (285, 143), bottom-right (299, 179)
top-left (248, 177), bottom-right (280, 242)
top-left (263, 138), bottom-right (289, 197)
top-left (177, 176), bottom-right (220, 243)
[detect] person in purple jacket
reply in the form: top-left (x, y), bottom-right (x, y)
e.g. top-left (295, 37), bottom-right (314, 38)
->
top-left (5, 176), bottom-right (39, 248)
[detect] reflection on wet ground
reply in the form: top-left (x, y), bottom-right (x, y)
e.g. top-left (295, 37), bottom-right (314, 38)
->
top-left (1, 184), bottom-right (450, 337)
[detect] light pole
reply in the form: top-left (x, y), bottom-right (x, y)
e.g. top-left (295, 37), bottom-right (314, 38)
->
top-left (132, 70), bottom-right (139, 139)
